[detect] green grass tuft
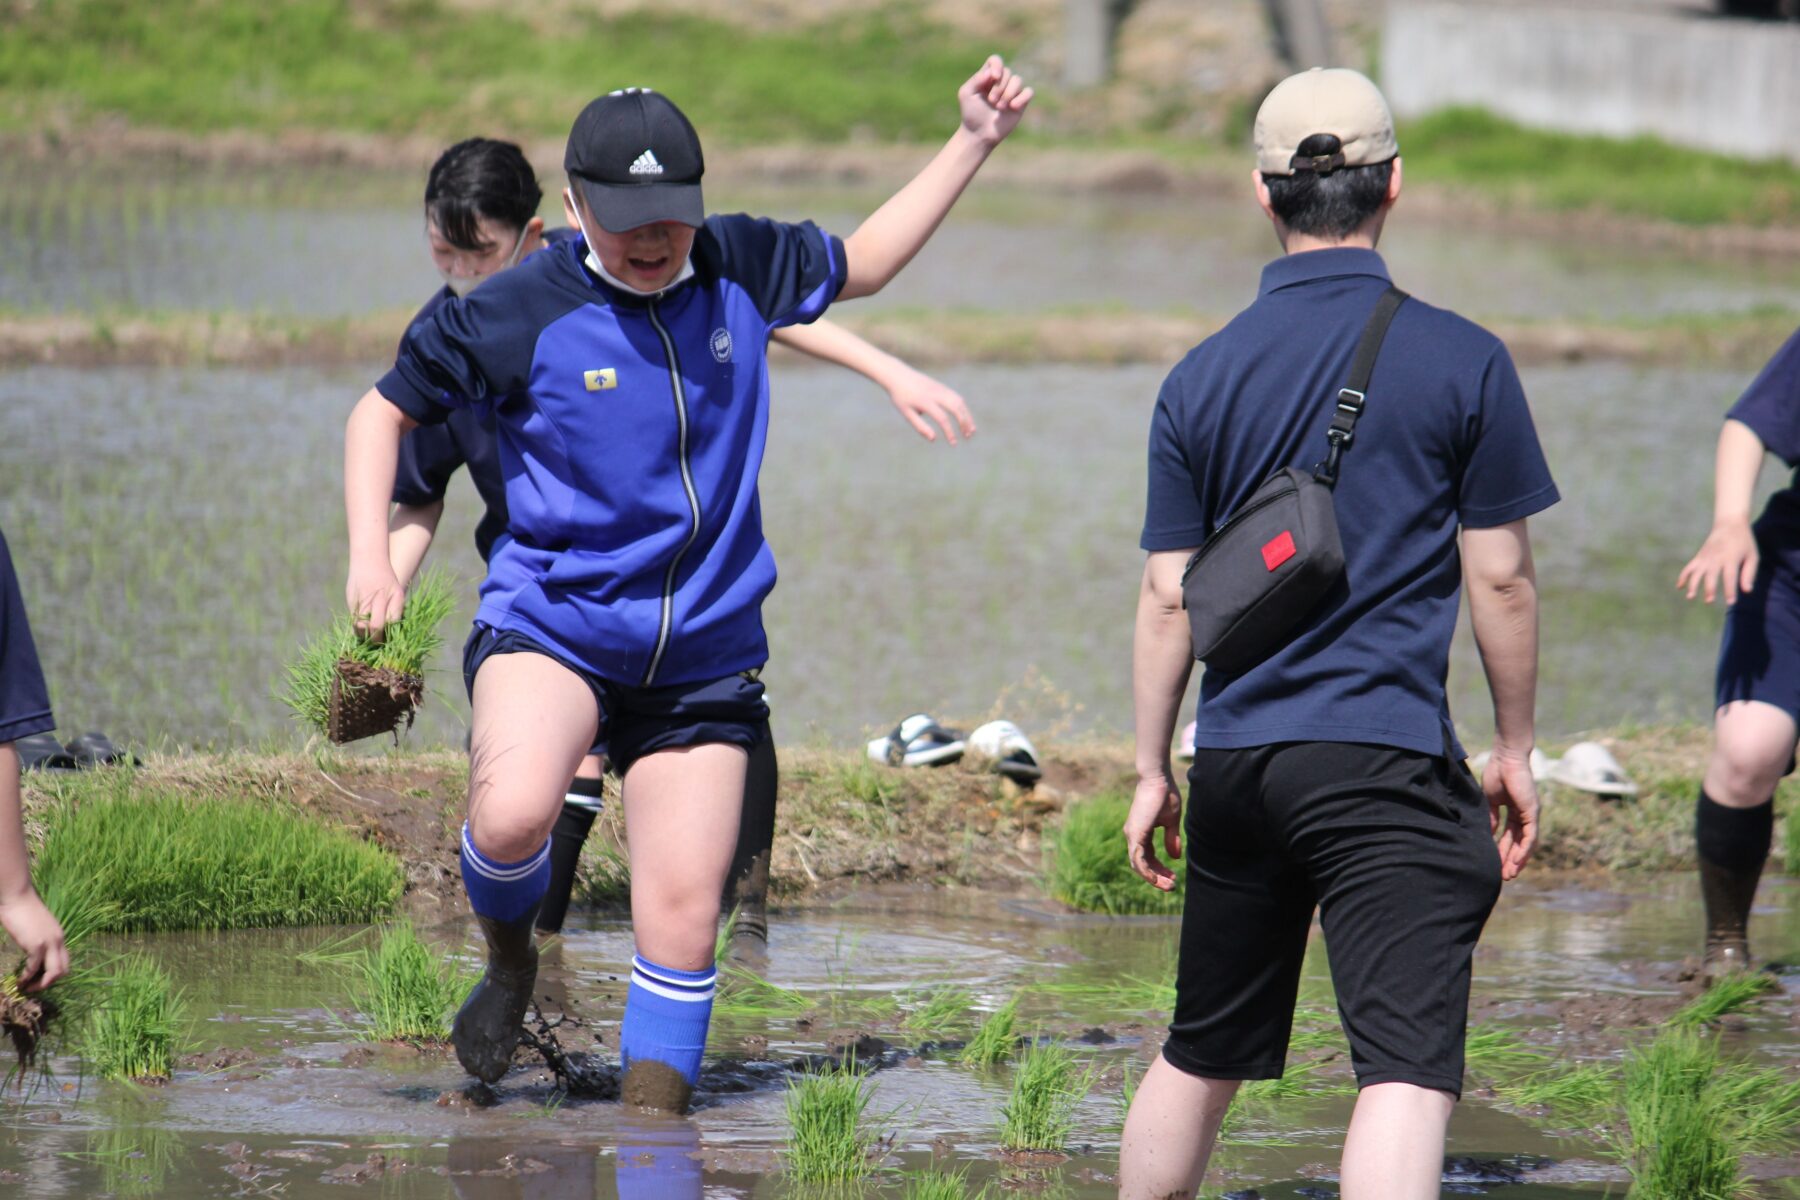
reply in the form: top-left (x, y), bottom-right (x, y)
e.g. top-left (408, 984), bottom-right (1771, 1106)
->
top-left (783, 1057), bottom-right (876, 1184)
top-left (959, 996), bottom-right (1021, 1067)
top-left (1463, 1024), bottom-right (1551, 1077)
top-left (999, 1039), bottom-right (1095, 1152)
top-left (715, 966), bottom-right (811, 1018)
top-left (903, 1165), bottom-right (990, 1199)
top-left (279, 567), bottom-right (458, 734)
top-left (84, 955), bottom-right (187, 1082)
top-left (902, 983), bottom-right (973, 1038)
top-left (1045, 792), bottom-right (1182, 916)
top-left (31, 770), bottom-right (403, 932)
top-left (1666, 973), bottom-right (1779, 1028)
top-left (1621, 1029), bottom-right (1743, 1199)
top-left (354, 922), bottom-right (474, 1043)
top-left (1496, 1064), bottom-right (1622, 1120)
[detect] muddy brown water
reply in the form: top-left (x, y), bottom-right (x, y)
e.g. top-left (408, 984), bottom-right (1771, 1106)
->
top-left (0, 356), bottom-right (1776, 750)
top-left (0, 873), bottom-right (1794, 1197)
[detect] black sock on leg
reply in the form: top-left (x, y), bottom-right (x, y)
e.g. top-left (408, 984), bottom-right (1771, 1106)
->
top-left (1696, 788), bottom-right (1774, 871)
top-left (537, 799), bottom-right (600, 935)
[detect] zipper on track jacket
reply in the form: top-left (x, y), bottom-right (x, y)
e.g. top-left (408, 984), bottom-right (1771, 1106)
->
top-left (642, 299), bottom-right (703, 686)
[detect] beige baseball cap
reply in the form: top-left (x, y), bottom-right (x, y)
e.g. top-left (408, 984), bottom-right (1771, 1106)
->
top-left (1253, 67), bottom-right (1398, 177)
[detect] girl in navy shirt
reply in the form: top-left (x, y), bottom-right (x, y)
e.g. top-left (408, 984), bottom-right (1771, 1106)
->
top-left (1678, 326), bottom-right (1800, 979)
top-left (344, 62), bottom-right (1030, 1110)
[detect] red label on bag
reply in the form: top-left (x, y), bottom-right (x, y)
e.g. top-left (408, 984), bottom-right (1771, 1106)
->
top-left (1262, 531), bottom-right (1297, 571)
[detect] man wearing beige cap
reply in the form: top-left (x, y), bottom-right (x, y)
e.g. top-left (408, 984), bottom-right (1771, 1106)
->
top-left (1118, 68), bottom-right (1556, 1197)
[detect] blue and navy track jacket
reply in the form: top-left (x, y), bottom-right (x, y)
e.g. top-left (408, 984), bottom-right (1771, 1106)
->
top-left (377, 215), bottom-right (845, 688)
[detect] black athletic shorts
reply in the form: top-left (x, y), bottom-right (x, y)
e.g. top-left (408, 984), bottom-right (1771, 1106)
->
top-left (1164, 740), bottom-right (1502, 1097)
top-left (462, 624), bottom-right (768, 775)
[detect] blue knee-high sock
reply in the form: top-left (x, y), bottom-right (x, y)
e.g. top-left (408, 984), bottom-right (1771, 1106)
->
top-left (459, 822), bottom-right (551, 924)
top-left (620, 955), bottom-right (716, 1084)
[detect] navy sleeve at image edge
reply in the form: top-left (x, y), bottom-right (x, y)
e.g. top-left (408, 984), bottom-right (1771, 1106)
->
top-left (0, 530), bottom-right (54, 744)
top-left (1726, 326), bottom-right (1800, 466)
top-left (393, 423), bottom-right (466, 506)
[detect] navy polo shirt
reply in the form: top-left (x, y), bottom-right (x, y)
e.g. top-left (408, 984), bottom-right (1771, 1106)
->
top-left (377, 213), bottom-right (844, 688)
top-left (1724, 326), bottom-right (1800, 573)
top-left (1142, 248), bottom-right (1559, 758)
top-left (0, 528), bottom-right (54, 744)
top-left (392, 229), bottom-right (579, 563)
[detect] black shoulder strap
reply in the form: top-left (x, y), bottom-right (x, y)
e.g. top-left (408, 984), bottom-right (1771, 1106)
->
top-left (1313, 284), bottom-right (1408, 487)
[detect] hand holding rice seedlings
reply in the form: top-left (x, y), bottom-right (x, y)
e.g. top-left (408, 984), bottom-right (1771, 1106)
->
top-left (354, 922), bottom-right (475, 1043)
top-left (1045, 792), bottom-right (1183, 916)
top-left (783, 1056), bottom-right (877, 1184)
top-left (959, 995), bottom-right (1021, 1067)
top-left (280, 566), bottom-right (457, 742)
top-left (30, 771), bottom-right (402, 932)
top-left (1, 872), bottom-right (114, 1072)
top-left (84, 955), bottom-right (188, 1082)
top-left (1666, 972), bottom-right (1778, 1028)
top-left (1000, 1040), bottom-right (1096, 1154)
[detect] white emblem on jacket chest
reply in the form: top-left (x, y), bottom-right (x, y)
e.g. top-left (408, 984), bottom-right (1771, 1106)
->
top-left (710, 328), bottom-right (733, 363)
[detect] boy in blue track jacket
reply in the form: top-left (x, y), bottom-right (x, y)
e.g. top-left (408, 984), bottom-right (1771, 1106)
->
top-left (344, 59), bottom-right (1031, 1110)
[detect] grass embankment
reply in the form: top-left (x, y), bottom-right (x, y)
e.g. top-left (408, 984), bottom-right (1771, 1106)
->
top-left (0, 0), bottom-right (979, 144)
top-left (29, 767), bottom-right (403, 931)
top-left (5, 304), bottom-right (1794, 372)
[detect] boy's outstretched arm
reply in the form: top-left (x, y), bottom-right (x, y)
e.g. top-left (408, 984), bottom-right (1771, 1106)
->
top-left (839, 55), bottom-right (1032, 301)
top-left (345, 387), bottom-right (419, 636)
top-left (772, 320), bottom-right (975, 444)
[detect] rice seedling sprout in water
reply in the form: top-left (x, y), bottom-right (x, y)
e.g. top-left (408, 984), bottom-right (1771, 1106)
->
top-left (355, 922), bottom-right (474, 1043)
top-left (84, 955), bottom-right (187, 1082)
top-left (902, 983), bottom-right (973, 1037)
top-left (1045, 792), bottom-right (1183, 916)
top-left (1621, 1029), bottom-right (1741, 1200)
top-left (1666, 972), bottom-right (1778, 1028)
top-left (1497, 1063), bottom-right (1621, 1120)
top-left (1463, 1024), bottom-right (1551, 1078)
top-left (279, 566), bottom-right (458, 734)
top-left (783, 1056), bottom-right (876, 1184)
top-left (960, 995), bottom-right (1021, 1067)
top-left (1000, 1039), bottom-right (1095, 1153)
top-left (903, 1165), bottom-right (991, 1199)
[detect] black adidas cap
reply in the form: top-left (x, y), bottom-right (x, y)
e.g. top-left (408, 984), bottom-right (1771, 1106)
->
top-left (564, 88), bottom-right (705, 234)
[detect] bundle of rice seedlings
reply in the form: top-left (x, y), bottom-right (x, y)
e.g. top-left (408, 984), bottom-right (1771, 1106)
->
top-left (999, 1039), bottom-right (1096, 1153)
top-left (902, 983), bottom-right (973, 1038)
top-left (354, 922), bottom-right (475, 1043)
top-left (280, 566), bottom-right (458, 743)
top-left (1666, 973), bottom-right (1779, 1028)
top-left (1, 872), bottom-right (114, 1072)
top-left (31, 777), bottom-right (403, 933)
top-left (1045, 792), bottom-right (1183, 916)
top-left (959, 995), bottom-right (1021, 1067)
top-left (84, 955), bottom-right (187, 1082)
top-left (783, 1056), bottom-right (876, 1184)
top-left (1496, 1063), bottom-right (1621, 1121)
top-left (903, 1165), bottom-right (992, 1199)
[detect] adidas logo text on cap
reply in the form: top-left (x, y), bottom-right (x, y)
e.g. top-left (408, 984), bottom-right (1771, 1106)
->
top-left (629, 149), bottom-right (664, 176)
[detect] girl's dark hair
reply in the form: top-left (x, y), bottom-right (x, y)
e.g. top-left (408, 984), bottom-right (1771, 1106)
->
top-left (424, 138), bottom-right (543, 252)
top-left (1262, 134), bottom-right (1394, 240)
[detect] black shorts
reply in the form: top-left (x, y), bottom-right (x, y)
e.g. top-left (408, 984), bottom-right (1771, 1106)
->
top-left (1164, 740), bottom-right (1502, 1097)
top-left (1716, 554), bottom-right (1800, 775)
top-left (461, 624), bottom-right (769, 775)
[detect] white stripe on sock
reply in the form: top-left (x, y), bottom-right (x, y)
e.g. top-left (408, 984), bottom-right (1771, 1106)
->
top-left (631, 955), bottom-right (717, 990)
top-left (630, 974), bottom-right (717, 1004)
top-left (460, 826), bottom-right (550, 881)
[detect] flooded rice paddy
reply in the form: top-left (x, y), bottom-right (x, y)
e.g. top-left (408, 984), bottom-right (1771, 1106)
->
top-left (0, 356), bottom-right (1770, 750)
top-left (1, 874), bottom-right (1795, 1198)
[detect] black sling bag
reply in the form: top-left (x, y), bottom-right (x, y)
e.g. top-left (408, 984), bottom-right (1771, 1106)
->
top-left (1180, 285), bottom-right (1408, 675)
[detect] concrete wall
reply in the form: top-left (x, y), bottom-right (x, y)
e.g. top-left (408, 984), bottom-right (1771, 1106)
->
top-left (1383, 1), bottom-right (1800, 163)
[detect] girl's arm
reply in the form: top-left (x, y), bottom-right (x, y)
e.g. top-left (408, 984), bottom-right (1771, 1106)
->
top-left (345, 388), bottom-right (418, 635)
top-left (388, 500), bottom-right (445, 588)
top-left (771, 320), bottom-right (975, 444)
top-left (1677, 418), bottom-right (1768, 605)
top-left (0, 742), bottom-right (65, 992)
top-left (838, 56), bottom-right (1032, 301)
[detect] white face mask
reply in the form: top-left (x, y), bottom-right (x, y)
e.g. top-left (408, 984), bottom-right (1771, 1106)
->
top-left (438, 226), bottom-right (529, 297)
top-left (566, 188), bottom-right (695, 297)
